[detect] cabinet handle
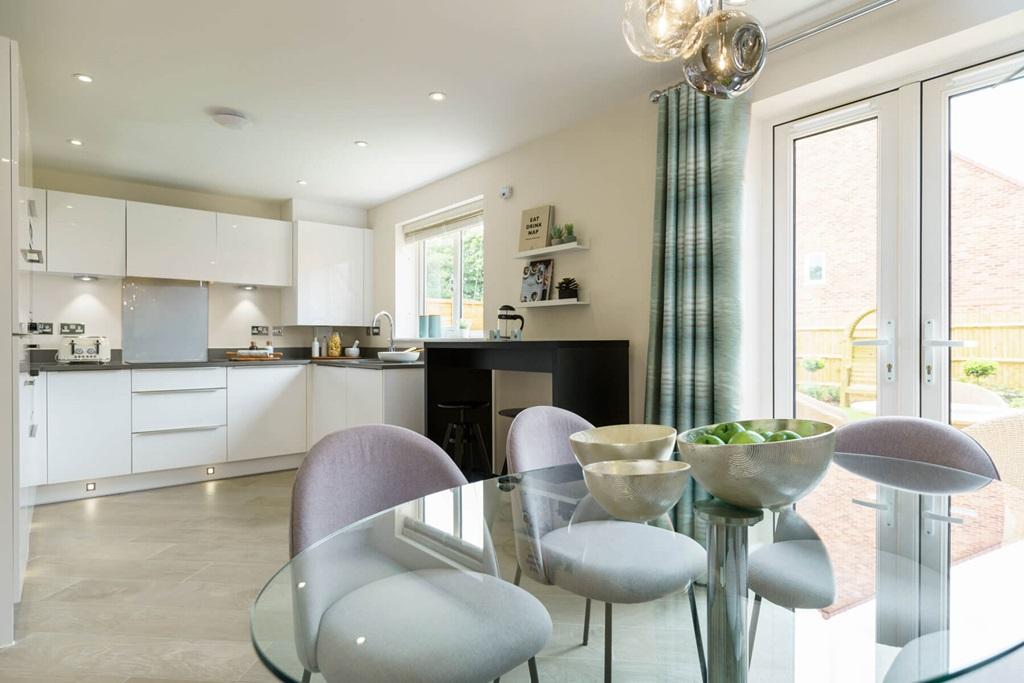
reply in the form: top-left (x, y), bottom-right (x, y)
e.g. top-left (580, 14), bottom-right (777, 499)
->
top-left (132, 387), bottom-right (223, 394)
top-left (133, 424), bottom-right (223, 435)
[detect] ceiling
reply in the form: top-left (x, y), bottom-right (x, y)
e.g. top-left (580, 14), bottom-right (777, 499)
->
top-left (0, 0), bottom-right (859, 208)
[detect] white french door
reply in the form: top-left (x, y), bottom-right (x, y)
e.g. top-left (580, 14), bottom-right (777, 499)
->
top-left (774, 52), bottom-right (1024, 428)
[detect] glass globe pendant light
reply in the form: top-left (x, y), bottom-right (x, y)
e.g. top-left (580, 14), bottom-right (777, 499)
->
top-left (623, 0), bottom-right (713, 63)
top-left (680, 0), bottom-right (766, 99)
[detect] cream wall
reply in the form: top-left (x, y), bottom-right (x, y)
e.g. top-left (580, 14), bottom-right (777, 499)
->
top-left (369, 96), bottom-right (658, 421)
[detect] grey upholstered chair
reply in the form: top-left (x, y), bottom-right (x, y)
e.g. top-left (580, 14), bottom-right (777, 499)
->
top-left (835, 416), bottom-right (999, 480)
top-left (507, 406), bottom-right (708, 683)
top-left (290, 425), bottom-right (551, 683)
top-left (747, 508), bottom-right (834, 662)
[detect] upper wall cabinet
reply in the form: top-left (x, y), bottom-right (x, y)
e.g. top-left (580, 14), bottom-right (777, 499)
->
top-left (281, 221), bottom-right (373, 326)
top-left (46, 191), bottom-right (126, 277)
top-left (216, 213), bottom-right (292, 287)
top-left (126, 201), bottom-right (216, 281)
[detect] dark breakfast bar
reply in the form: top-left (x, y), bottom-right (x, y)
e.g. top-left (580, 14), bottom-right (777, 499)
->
top-left (423, 339), bottom-right (630, 469)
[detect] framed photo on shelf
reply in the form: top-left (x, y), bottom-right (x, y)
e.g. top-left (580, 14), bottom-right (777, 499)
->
top-left (519, 205), bottom-right (554, 251)
top-left (521, 259), bottom-right (554, 302)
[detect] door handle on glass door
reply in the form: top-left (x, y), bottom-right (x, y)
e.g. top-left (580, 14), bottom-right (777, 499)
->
top-left (923, 319), bottom-right (977, 385)
top-left (851, 319), bottom-right (895, 382)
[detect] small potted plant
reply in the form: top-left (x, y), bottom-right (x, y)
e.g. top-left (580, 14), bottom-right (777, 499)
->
top-left (556, 277), bottom-right (579, 300)
top-left (563, 223), bottom-right (577, 243)
top-left (458, 318), bottom-right (472, 338)
top-left (550, 224), bottom-right (564, 245)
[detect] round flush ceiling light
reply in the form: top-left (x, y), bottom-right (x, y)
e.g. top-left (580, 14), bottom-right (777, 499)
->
top-left (354, 140), bottom-right (369, 148)
top-left (296, 179), bottom-right (308, 186)
top-left (67, 138), bottom-right (83, 146)
top-left (428, 91), bottom-right (447, 102)
top-left (209, 109), bottom-right (251, 130)
top-left (72, 73), bottom-right (93, 83)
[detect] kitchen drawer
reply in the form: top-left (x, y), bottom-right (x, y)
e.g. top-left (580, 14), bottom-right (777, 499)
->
top-left (131, 366), bottom-right (226, 392)
top-left (132, 426), bottom-right (226, 473)
top-left (132, 388), bottom-right (226, 432)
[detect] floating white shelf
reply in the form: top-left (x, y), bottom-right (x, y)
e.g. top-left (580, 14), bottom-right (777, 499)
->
top-left (514, 240), bottom-right (588, 259)
top-left (517, 295), bottom-right (588, 308)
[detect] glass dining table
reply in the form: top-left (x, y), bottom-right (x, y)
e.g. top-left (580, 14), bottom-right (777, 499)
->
top-left (251, 452), bottom-right (1024, 682)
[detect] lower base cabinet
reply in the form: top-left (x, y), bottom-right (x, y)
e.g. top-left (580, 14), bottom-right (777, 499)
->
top-left (309, 365), bottom-right (424, 446)
top-left (227, 365), bottom-right (308, 461)
top-left (47, 370), bottom-right (132, 484)
top-left (132, 426), bottom-right (227, 473)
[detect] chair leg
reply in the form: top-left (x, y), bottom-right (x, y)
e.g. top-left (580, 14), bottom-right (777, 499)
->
top-left (604, 602), bottom-right (613, 683)
top-left (441, 422), bottom-right (454, 455)
top-left (301, 670), bottom-right (311, 683)
top-left (689, 584), bottom-right (707, 683)
top-left (513, 564), bottom-right (522, 586)
top-left (582, 597), bottom-right (592, 645)
top-left (749, 594), bottom-right (763, 665)
top-left (453, 423), bottom-right (465, 469)
top-left (528, 656), bottom-right (540, 683)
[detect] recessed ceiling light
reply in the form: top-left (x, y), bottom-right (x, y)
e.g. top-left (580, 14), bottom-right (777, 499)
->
top-left (354, 140), bottom-right (368, 148)
top-left (74, 274), bottom-right (97, 281)
top-left (296, 179), bottom-right (308, 185)
top-left (428, 91), bottom-right (447, 102)
top-left (72, 73), bottom-right (93, 83)
top-left (240, 285), bottom-right (257, 291)
top-left (67, 138), bottom-right (83, 146)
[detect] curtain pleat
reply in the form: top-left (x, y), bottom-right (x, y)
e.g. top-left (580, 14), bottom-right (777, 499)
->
top-left (645, 87), bottom-right (750, 541)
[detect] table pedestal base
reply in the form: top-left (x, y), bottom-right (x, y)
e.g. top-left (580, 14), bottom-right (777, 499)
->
top-left (697, 501), bottom-right (764, 683)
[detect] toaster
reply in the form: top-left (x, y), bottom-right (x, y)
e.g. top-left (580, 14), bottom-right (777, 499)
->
top-left (56, 335), bottom-right (112, 363)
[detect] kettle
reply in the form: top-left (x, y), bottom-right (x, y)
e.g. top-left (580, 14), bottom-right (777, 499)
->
top-left (498, 305), bottom-right (524, 340)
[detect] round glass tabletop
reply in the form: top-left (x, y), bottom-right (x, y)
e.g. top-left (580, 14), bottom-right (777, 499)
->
top-left (251, 453), bottom-right (1024, 682)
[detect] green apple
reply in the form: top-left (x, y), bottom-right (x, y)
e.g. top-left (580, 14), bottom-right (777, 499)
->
top-left (758, 430), bottom-right (774, 440)
top-left (767, 430), bottom-right (802, 442)
top-left (695, 434), bottom-right (725, 445)
top-left (729, 430), bottom-right (766, 445)
top-left (711, 422), bottom-right (746, 442)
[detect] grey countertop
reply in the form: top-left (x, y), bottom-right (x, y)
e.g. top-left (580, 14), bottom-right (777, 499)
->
top-left (32, 358), bottom-right (423, 372)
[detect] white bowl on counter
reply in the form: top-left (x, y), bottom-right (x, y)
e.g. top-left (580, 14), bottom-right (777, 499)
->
top-left (569, 424), bottom-right (678, 467)
top-left (344, 347), bottom-right (360, 358)
top-left (377, 351), bottom-right (421, 362)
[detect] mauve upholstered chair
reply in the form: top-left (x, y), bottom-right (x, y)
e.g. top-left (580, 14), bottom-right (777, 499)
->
top-left (507, 407), bottom-right (708, 683)
top-left (747, 508), bottom-right (835, 662)
top-left (290, 425), bottom-right (551, 683)
top-left (835, 416), bottom-right (999, 480)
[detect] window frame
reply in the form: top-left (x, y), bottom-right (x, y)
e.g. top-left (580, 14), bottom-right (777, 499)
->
top-left (416, 220), bottom-right (484, 332)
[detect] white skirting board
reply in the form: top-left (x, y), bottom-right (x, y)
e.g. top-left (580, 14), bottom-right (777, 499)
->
top-left (33, 453), bottom-right (305, 505)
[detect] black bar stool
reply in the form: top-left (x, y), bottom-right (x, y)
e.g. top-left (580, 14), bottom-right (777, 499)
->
top-left (437, 400), bottom-right (491, 478)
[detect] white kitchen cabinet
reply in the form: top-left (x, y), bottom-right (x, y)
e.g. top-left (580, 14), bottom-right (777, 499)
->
top-left (132, 426), bottom-right (227, 474)
top-left (126, 201), bottom-right (216, 281)
top-left (216, 213), bottom-right (292, 287)
top-left (309, 365), bottom-right (423, 444)
top-left (17, 187), bottom-right (45, 273)
top-left (46, 191), bottom-right (126, 276)
top-left (18, 372), bottom-right (46, 487)
top-left (47, 370), bottom-right (131, 484)
top-left (281, 221), bottom-right (373, 326)
top-left (132, 389), bottom-right (226, 432)
top-left (309, 365), bottom-right (348, 446)
top-left (227, 365), bottom-right (307, 462)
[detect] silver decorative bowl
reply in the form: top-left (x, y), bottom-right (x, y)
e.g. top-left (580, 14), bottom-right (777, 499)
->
top-left (569, 424), bottom-right (677, 467)
top-left (582, 459), bottom-right (692, 523)
top-left (677, 419), bottom-right (836, 510)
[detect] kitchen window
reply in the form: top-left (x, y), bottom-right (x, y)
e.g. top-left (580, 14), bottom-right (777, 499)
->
top-left (400, 199), bottom-right (485, 336)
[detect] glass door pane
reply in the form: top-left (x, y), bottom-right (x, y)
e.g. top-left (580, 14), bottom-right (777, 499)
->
top-left (948, 79), bottom-right (1024, 429)
top-left (922, 54), bottom-right (1024, 433)
top-left (793, 120), bottom-right (880, 424)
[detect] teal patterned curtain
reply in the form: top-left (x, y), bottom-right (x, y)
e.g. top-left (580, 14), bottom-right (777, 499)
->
top-left (644, 87), bottom-right (750, 540)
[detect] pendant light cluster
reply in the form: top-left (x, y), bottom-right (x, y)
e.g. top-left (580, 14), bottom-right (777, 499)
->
top-left (623, 0), bottom-right (766, 99)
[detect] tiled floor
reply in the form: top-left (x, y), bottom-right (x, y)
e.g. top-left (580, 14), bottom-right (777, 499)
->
top-left (2, 471), bottom-right (294, 683)
top-left (3, 471), bottom-right (793, 682)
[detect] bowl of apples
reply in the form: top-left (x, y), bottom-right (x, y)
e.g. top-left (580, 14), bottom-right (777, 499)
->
top-left (676, 419), bottom-right (835, 510)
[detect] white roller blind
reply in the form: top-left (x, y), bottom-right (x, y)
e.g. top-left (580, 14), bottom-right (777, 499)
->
top-left (401, 201), bottom-right (484, 243)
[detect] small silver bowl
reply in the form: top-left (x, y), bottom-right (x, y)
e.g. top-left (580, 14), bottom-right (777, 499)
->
top-left (569, 424), bottom-right (677, 467)
top-left (582, 459), bottom-right (692, 522)
top-left (677, 419), bottom-right (836, 510)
